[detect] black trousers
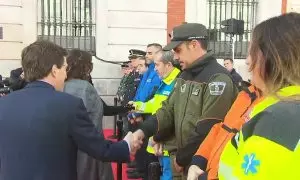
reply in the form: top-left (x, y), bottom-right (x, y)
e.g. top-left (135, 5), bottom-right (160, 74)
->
top-left (134, 115), bottom-right (158, 179)
top-left (135, 138), bottom-right (158, 179)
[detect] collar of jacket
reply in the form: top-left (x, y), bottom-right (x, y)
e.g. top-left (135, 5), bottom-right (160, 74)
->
top-left (25, 80), bottom-right (55, 90)
top-left (163, 67), bottom-right (180, 85)
top-left (250, 85), bottom-right (300, 118)
top-left (184, 51), bottom-right (216, 74)
top-left (148, 62), bottom-right (155, 69)
top-left (231, 68), bottom-right (237, 74)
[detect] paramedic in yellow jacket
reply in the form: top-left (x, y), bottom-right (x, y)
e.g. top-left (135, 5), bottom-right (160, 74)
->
top-left (132, 50), bottom-right (180, 180)
top-left (218, 12), bottom-right (300, 180)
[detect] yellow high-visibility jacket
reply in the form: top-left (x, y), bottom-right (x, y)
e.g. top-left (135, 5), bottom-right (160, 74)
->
top-left (134, 68), bottom-right (180, 156)
top-left (219, 86), bottom-right (300, 180)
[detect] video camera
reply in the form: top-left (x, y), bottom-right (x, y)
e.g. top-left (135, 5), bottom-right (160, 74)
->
top-left (0, 75), bottom-right (11, 94)
top-left (0, 76), bottom-right (24, 95)
top-left (0, 68), bottom-right (27, 95)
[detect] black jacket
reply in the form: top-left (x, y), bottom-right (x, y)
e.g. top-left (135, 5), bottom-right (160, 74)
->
top-left (230, 68), bottom-right (243, 86)
top-left (102, 101), bottom-right (129, 116)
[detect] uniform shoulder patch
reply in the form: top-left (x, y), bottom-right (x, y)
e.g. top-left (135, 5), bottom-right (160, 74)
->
top-left (181, 84), bottom-right (186, 93)
top-left (208, 82), bottom-right (226, 95)
top-left (162, 90), bottom-right (171, 96)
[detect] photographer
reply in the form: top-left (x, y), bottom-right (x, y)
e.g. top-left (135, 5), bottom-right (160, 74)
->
top-left (0, 75), bottom-right (4, 96)
top-left (0, 67), bottom-right (27, 96)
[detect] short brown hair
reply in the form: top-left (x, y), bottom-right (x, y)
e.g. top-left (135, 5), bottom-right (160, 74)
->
top-left (224, 58), bottom-right (233, 63)
top-left (66, 49), bottom-right (93, 81)
top-left (147, 43), bottom-right (162, 50)
top-left (21, 40), bottom-right (67, 82)
top-left (249, 12), bottom-right (300, 95)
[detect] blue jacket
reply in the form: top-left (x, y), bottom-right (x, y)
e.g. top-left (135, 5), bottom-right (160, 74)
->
top-left (0, 81), bottom-right (130, 180)
top-left (134, 63), bottom-right (161, 102)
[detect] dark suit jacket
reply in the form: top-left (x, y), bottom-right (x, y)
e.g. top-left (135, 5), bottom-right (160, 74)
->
top-left (230, 68), bottom-right (243, 86)
top-left (0, 81), bottom-right (130, 180)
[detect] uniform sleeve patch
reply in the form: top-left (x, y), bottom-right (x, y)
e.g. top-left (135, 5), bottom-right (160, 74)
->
top-left (162, 91), bottom-right (171, 96)
top-left (242, 153), bottom-right (260, 175)
top-left (208, 82), bottom-right (226, 95)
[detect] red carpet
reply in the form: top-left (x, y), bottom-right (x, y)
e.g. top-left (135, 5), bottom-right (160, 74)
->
top-left (104, 129), bottom-right (142, 180)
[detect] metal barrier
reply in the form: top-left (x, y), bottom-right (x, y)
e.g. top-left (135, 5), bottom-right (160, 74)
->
top-left (116, 115), bottom-right (124, 180)
top-left (108, 97), bottom-right (118, 139)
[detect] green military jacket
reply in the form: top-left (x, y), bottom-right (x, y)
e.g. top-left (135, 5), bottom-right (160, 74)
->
top-left (117, 71), bottom-right (140, 106)
top-left (154, 52), bottom-right (238, 167)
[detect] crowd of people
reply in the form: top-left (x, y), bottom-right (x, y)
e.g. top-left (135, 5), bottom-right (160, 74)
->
top-left (0, 12), bottom-right (300, 180)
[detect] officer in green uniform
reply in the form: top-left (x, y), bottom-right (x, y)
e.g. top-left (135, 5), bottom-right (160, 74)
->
top-left (116, 49), bottom-right (146, 106)
top-left (135, 23), bottom-right (238, 179)
top-left (116, 49), bottom-right (147, 172)
top-left (127, 49), bottom-right (146, 97)
top-left (117, 62), bottom-right (131, 105)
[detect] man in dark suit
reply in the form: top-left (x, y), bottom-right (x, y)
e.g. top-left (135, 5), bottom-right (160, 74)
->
top-left (223, 58), bottom-right (243, 86)
top-left (0, 40), bottom-right (143, 180)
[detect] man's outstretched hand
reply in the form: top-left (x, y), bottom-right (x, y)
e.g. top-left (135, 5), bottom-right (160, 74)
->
top-left (133, 129), bottom-right (145, 142)
top-left (187, 165), bottom-right (205, 180)
top-left (123, 130), bottom-right (144, 155)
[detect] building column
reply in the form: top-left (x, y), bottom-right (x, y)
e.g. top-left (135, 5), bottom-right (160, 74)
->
top-left (95, 0), bottom-right (109, 59)
top-left (167, 0), bottom-right (185, 42)
top-left (185, 0), bottom-right (207, 26)
top-left (256, 0), bottom-right (282, 24)
top-left (286, 0), bottom-right (300, 13)
top-left (22, 0), bottom-right (38, 46)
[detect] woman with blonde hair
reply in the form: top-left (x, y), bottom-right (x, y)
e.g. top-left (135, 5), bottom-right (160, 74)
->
top-left (218, 12), bottom-right (300, 180)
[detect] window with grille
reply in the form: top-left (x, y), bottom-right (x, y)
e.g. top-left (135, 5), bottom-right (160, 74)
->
top-left (207, 0), bottom-right (258, 59)
top-left (37, 0), bottom-right (96, 54)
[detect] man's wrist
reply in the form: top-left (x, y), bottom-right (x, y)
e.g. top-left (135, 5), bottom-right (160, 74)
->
top-left (190, 155), bottom-right (208, 171)
top-left (123, 133), bottom-right (132, 153)
top-left (175, 152), bottom-right (188, 167)
top-left (123, 139), bottom-right (131, 152)
top-left (153, 134), bottom-right (161, 143)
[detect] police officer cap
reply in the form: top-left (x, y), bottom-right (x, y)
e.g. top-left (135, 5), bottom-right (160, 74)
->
top-left (128, 49), bottom-right (146, 59)
top-left (121, 61), bottom-right (130, 68)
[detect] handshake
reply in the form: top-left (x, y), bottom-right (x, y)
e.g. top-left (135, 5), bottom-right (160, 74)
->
top-left (123, 129), bottom-right (145, 155)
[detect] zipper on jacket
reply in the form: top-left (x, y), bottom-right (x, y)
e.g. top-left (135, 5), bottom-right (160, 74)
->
top-left (179, 81), bottom-right (193, 147)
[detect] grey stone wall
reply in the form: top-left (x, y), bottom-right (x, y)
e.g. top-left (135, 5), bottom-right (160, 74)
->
top-left (93, 78), bottom-right (121, 129)
top-left (90, 59), bottom-right (124, 129)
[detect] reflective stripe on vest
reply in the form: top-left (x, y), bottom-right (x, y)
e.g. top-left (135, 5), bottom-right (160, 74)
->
top-left (219, 85), bottom-right (300, 179)
top-left (146, 138), bottom-right (169, 156)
